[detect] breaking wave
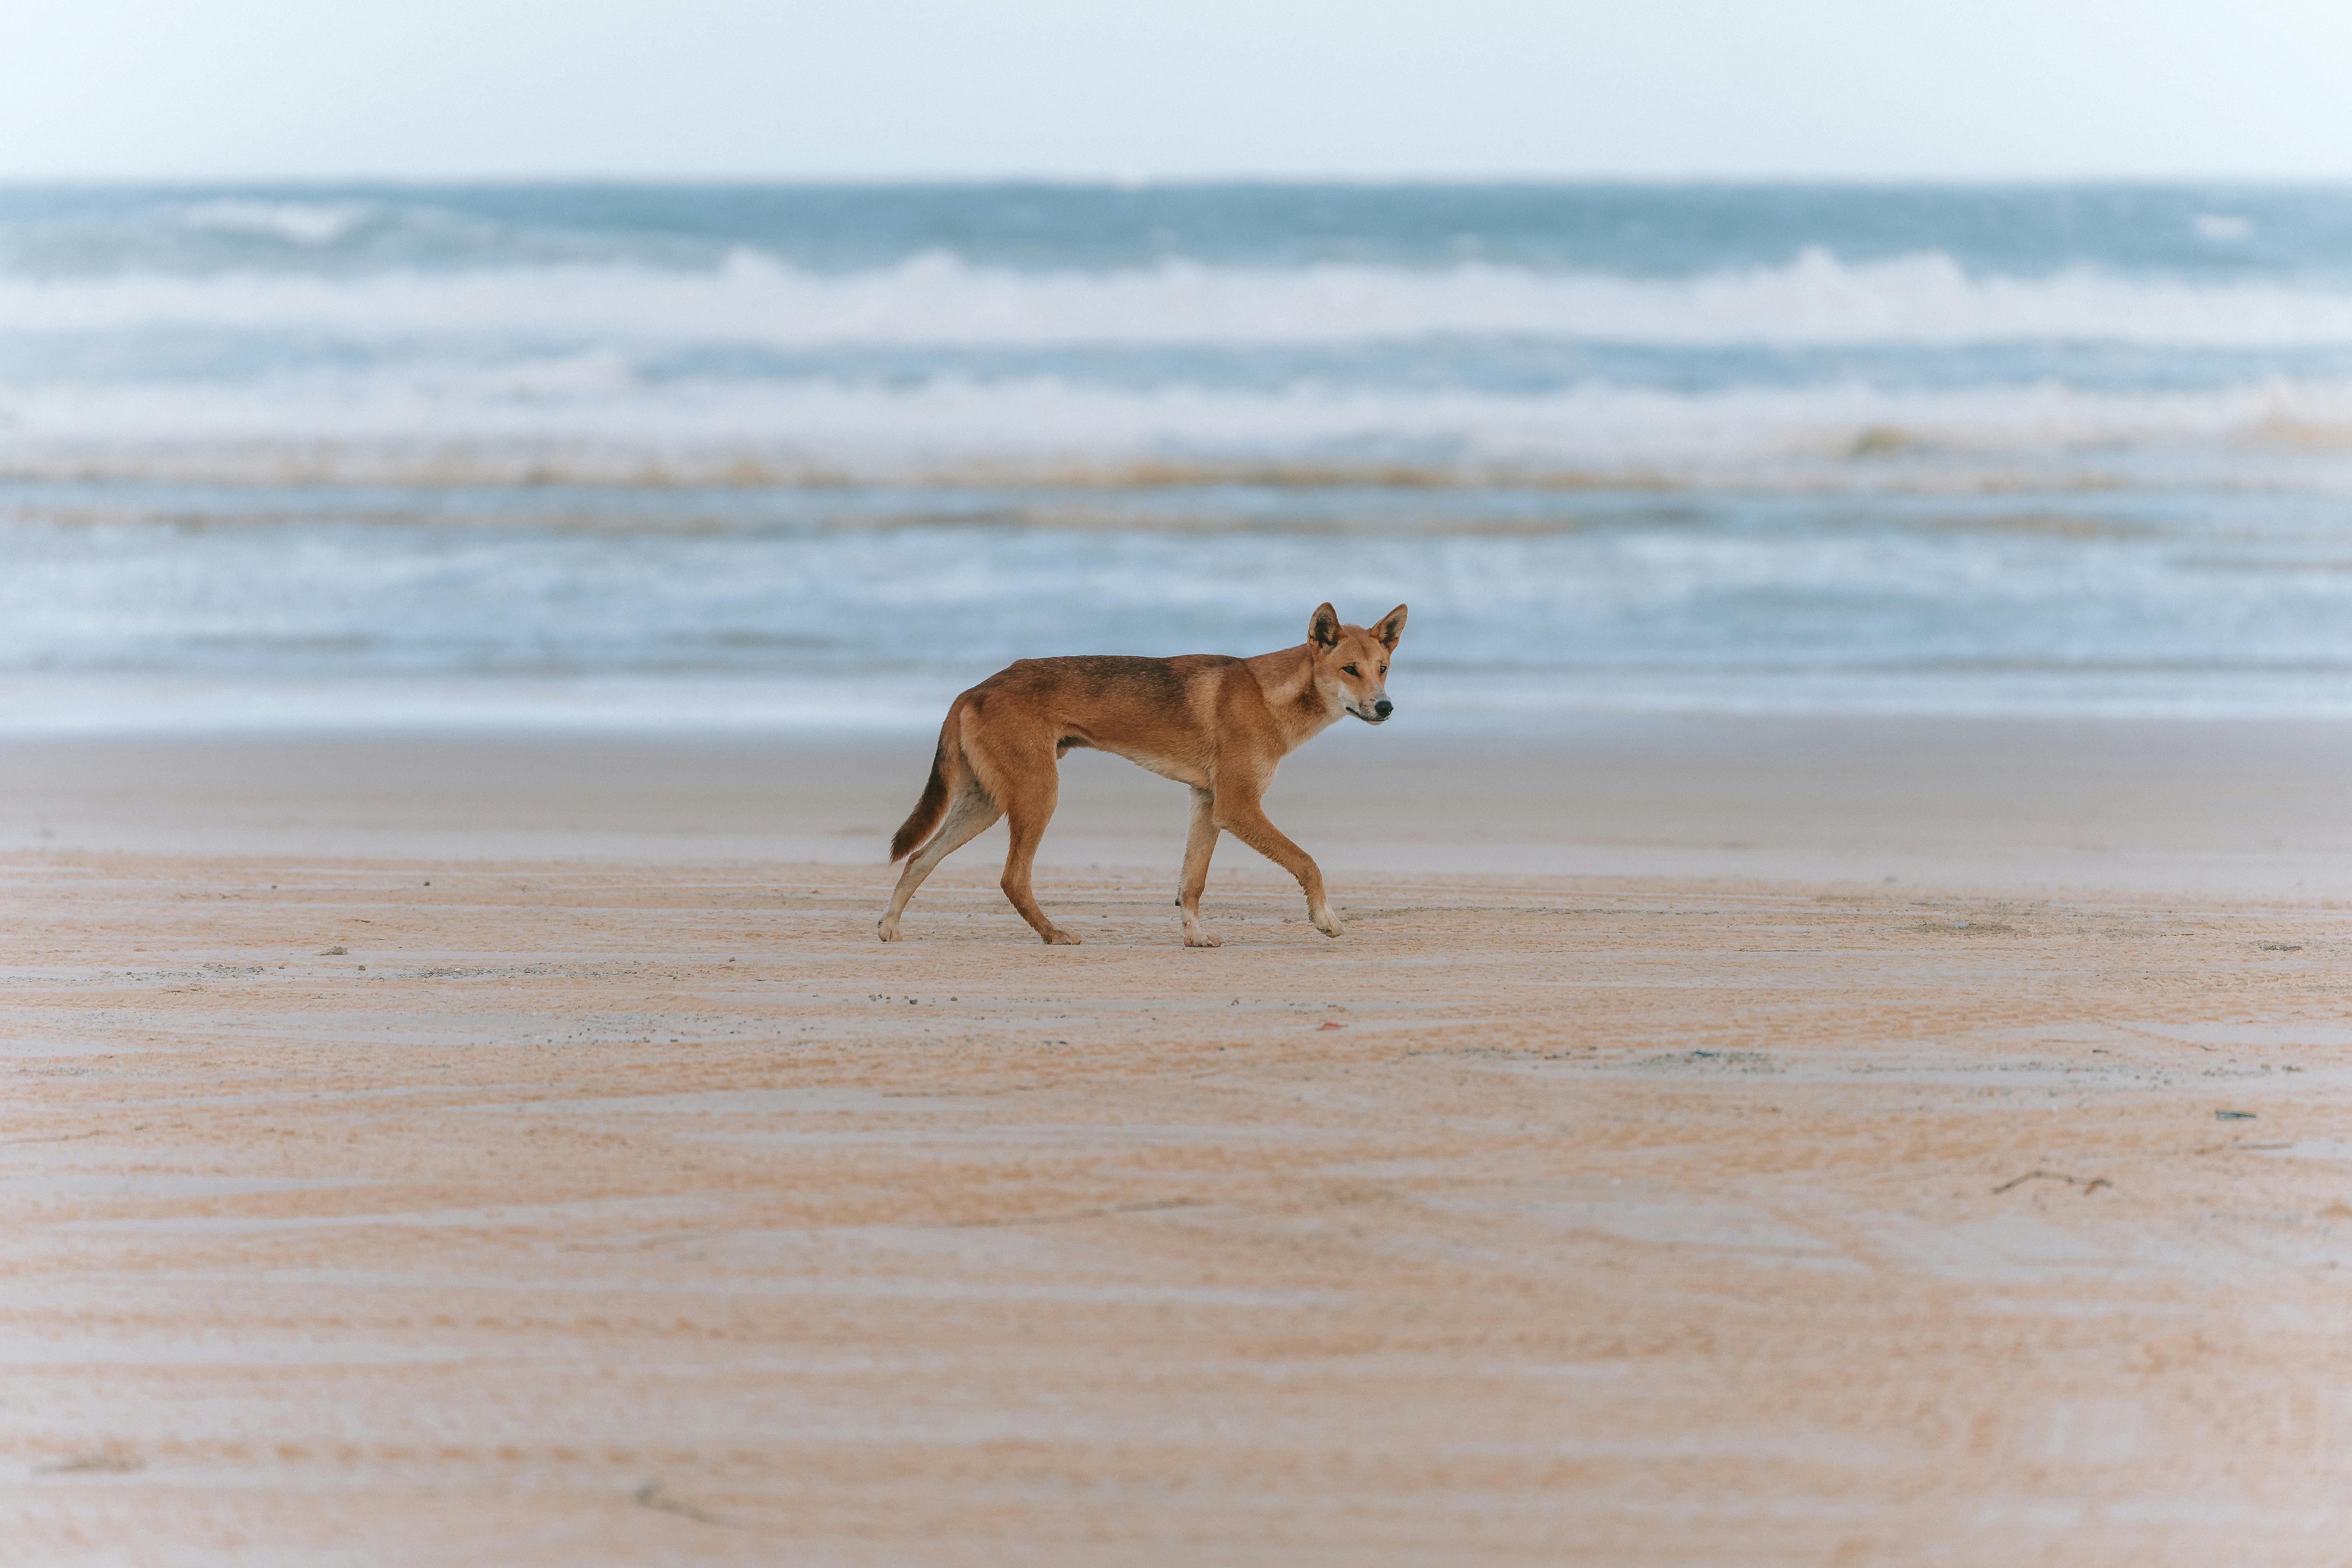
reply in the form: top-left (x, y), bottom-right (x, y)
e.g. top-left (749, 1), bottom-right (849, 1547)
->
top-left (9, 371), bottom-right (2352, 487)
top-left (11, 248), bottom-right (2352, 347)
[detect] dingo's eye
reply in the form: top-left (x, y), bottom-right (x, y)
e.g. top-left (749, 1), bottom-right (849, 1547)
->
top-left (1340, 664), bottom-right (1359, 676)
top-left (1379, 665), bottom-right (1387, 675)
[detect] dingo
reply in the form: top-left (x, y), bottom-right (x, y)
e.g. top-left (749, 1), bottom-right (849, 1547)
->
top-left (878, 602), bottom-right (1407, 946)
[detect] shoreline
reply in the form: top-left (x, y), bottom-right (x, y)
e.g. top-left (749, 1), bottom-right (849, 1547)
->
top-left (8, 713), bottom-right (2348, 901)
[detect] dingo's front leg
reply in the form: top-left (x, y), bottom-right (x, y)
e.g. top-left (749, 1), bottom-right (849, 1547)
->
top-left (1177, 786), bottom-right (1221, 946)
top-left (1213, 792), bottom-right (1342, 938)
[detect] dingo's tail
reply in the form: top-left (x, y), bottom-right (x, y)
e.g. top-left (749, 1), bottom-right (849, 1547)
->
top-left (889, 723), bottom-right (955, 862)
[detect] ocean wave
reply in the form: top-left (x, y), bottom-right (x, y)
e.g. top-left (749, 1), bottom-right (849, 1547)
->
top-left (10, 249), bottom-right (2352, 347)
top-left (179, 200), bottom-right (378, 247)
top-left (0, 195), bottom-right (710, 282)
top-left (9, 371), bottom-right (2352, 485)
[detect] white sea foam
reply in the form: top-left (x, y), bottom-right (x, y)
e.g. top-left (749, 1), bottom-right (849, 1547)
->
top-left (9, 369), bottom-right (2352, 483)
top-left (2193, 213), bottom-right (2254, 243)
top-left (177, 200), bottom-right (377, 246)
top-left (10, 248), bottom-right (2352, 347)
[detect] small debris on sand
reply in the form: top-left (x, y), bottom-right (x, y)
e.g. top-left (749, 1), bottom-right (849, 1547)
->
top-left (39, 1444), bottom-right (140, 1475)
top-left (1633, 1049), bottom-right (1778, 1074)
top-left (1993, 1170), bottom-right (2112, 1196)
top-left (634, 1480), bottom-right (737, 1529)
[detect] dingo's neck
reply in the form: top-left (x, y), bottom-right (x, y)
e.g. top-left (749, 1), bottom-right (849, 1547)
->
top-left (1249, 644), bottom-right (1342, 754)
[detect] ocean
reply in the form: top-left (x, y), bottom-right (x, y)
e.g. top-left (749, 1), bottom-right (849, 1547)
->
top-left (5, 181), bottom-right (2352, 734)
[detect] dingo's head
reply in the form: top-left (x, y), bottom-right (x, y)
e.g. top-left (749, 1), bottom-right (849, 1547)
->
top-left (1308, 602), bottom-right (1407, 724)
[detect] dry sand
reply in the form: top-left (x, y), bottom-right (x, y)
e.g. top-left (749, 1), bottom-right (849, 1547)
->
top-left (6, 718), bottom-right (2352, 1564)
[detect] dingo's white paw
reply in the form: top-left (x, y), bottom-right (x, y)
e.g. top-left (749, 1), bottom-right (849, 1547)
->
top-left (1184, 931), bottom-right (1222, 948)
top-left (1044, 927), bottom-right (1083, 945)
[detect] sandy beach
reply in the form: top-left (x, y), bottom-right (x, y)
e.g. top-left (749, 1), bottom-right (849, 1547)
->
top-left (8, 717), bottom-right (2352, 1564)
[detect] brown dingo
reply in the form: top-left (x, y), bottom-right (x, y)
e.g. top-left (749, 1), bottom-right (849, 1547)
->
top-left (878, 602), bottom-right (1407, 947)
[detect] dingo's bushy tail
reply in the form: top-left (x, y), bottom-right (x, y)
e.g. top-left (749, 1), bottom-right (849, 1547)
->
top-left (890, 718), bottom-right (958, 862)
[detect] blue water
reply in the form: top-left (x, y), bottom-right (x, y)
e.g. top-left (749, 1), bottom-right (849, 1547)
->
top-left (9, 182), bottom-right (2352, 279)
top-left (4, 182), bottom-right (2352, 731)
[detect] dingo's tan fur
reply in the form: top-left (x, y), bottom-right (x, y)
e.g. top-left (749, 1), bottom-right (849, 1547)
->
top-left (879, 602), bottom-right (1406, 946)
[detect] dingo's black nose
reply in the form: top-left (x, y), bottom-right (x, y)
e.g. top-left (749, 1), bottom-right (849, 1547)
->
top-left (1373, 698), bottom-right (1393, 719)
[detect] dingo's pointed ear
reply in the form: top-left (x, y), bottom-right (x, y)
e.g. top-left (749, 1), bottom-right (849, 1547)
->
top-left (1308, 602), bottom-right (1341, 652)
top-left (1373, 604), bottom-right (1407, 650)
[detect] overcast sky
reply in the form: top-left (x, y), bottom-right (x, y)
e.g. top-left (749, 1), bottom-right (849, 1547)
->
top-left (6, 0), bottom-right (2350, 182)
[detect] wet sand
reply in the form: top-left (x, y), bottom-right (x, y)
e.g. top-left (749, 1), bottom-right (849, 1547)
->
top-left (8, 719), bottom-right (2352, 1563)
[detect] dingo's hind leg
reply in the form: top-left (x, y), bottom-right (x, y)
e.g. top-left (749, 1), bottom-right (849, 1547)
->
top-left (1178, 785), bottom-right (1221, 947)
top-left (877, 784), bottom-right (1001, 942)
top-left (992, 761), bottom-right (1077, 945)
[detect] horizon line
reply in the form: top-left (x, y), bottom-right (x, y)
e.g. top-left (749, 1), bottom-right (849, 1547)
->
top-left (4, 171), bottom-right (2352, 190)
